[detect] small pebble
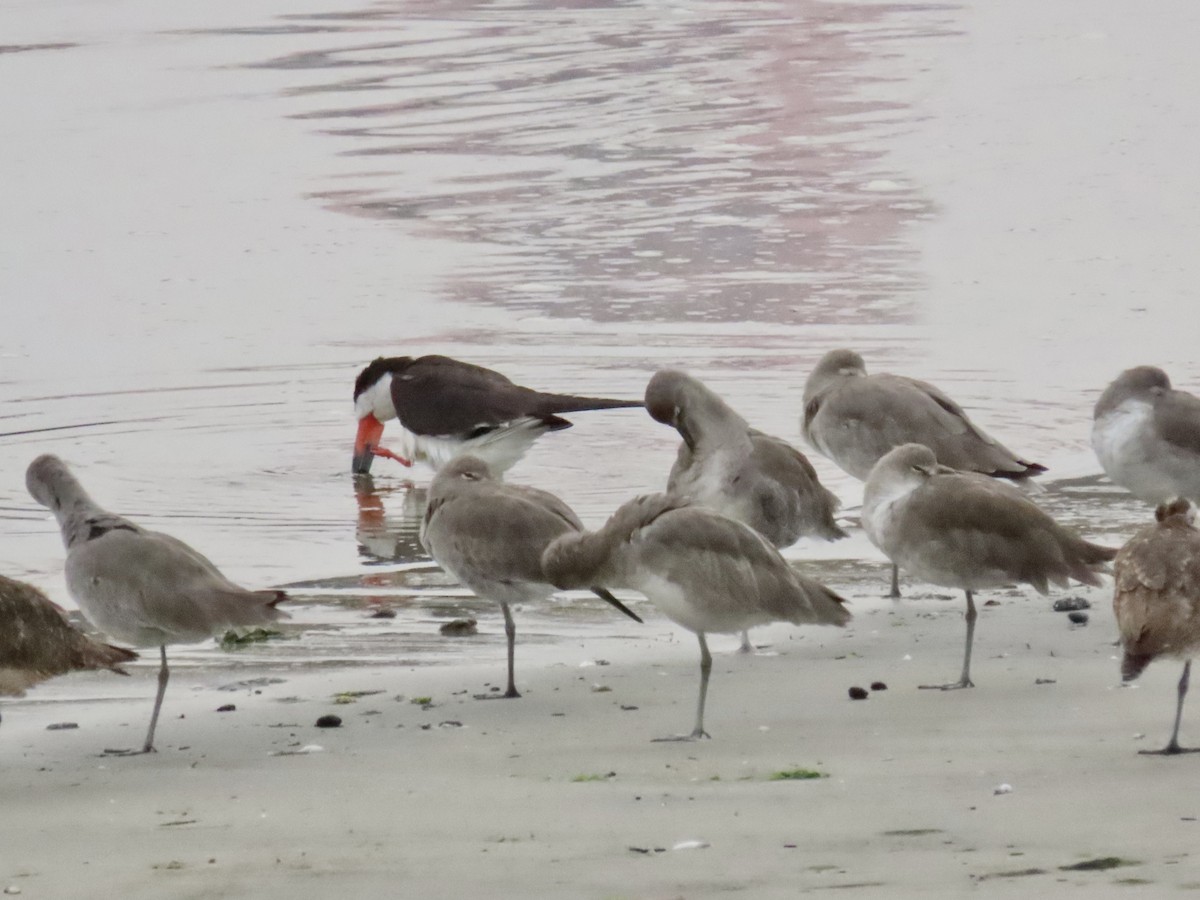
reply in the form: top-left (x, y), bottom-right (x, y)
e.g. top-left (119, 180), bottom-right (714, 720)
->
top-left (440, 618), bottom-right (478, 636)
top-left (870, 681), bottom-right (888, 692)
top-left (993, 783), bottom-right (1014, 795)
top-left (5, 885), bottom-right (22, 895)
top-left (369, 609), bottom-right (397, 619)
top-left (848, 686), bottom-right (869, 700)
top-left (315, 714), bottom-right (342, 728)
top-left (672, 840), bottom-right (711, 851)
top-left (1067, 611), bottom-right (1089, 625)
top-left (216, 704), bottom-right (236, 713)
top-left (1053, 597), bottom-right (1091, 612)
top-left (46, 722), bottom-right (78, 731)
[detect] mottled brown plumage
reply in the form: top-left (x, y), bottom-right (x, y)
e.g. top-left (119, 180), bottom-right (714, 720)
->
top-left (0, 576), bottom-right (135, 706)
top-left (1114, 498), bottom-right (1200, 754)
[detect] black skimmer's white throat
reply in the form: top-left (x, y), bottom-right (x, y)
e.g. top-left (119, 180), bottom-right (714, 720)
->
top-left (419, 455), bottom-right (642, 699)
top-left (26, 454), bottom-right (289, 754)
top-left (1093, 366), bottom-right (1200, 505)
top-left (352, 355), bottom-right (643, 475)
top-left (803, 349), bottom-right (1046, 597)
top-left (862, 444), bottom-right (1114, 690)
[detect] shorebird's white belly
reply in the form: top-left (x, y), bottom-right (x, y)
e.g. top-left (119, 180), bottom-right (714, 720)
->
top-left (1093, 400), bottom-right (1198, 503)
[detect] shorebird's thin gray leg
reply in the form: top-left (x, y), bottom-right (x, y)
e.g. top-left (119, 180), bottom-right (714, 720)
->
top-left (142, 645), bottom-right (169, 753)
top-left (654, 633), bottom-right (713, 742)
top-left (1141, 661), bottom-right (1200, 756)
top-left (920, 591), bottom-right (977, 691)
top-left (738, 630), bottom-right (753, 654)
top-left (500, 602), bottom-right (520, 699)
top-left (889, 564), bottom-right (901, 600)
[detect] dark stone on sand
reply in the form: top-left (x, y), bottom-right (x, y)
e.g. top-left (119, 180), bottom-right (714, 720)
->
top-left (216, 704), bottom-right (236, 713)
top-left (1067, 611), bottom-right (1089, 625)
top-left (440, 618), bottom-right (478, 637)
top-left (316, 714), bottom-right (343, 728)
top-left (870, 682), bottom-right (888, 692)
top-left (46, 722), bottom-right (78, 731)
top-left (1053, 597), bottom-right (1091, 612)
top-left (848, 686), bottom-right (869, 700)
top-left (369, 609), bottom-right (397, 619)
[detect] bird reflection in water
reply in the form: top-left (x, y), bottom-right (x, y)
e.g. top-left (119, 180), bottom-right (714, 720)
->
top-left (353, 474), bottom-right (430, 567)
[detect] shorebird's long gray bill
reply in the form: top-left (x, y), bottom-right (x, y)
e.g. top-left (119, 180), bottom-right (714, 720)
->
top-left (592, 588), bottom-right (643, 623)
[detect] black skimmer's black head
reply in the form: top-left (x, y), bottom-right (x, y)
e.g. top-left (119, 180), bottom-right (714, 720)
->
top-left (352, 357), bottom-right (415, 475)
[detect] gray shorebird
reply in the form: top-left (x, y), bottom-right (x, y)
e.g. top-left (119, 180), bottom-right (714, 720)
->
top-left (0, 575), bottom-right (136, 723)
top-left (25, 454), bottom-right (288, 754)
top-left (803, 349), bottom-right (1046, 597)
top-left (419, 455), bottom-right (642, 698)
top-left (352, 355), bottom-right (643, 475)
top-left (646, 369), bottom-right (846, 651)
top-left (862, 444), bottom-right (1114, 690)
top-left (1093, 366), bottom-right (1200, 505)
top-left (1114, 498), bottom-right (1200, 755)
top-left (542, 493), bottom-right (850, 740)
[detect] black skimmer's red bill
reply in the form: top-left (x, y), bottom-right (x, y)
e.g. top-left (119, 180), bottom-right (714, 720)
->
top-left (351, 355), bottom-right (643, 475)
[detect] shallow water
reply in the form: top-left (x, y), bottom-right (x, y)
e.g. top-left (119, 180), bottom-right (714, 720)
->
top-left (1, 0), bottom-right (1194, 684)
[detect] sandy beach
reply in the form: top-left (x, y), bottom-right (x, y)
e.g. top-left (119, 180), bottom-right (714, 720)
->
top-left (5, 0), bottom-right (1200, 895)
top-left (6, 576), bottom-right (1197, 897)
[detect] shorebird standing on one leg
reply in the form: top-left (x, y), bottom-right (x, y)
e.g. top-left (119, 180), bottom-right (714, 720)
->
top-left (26, 454), bottom-right (289, 754)
top-left (0, 575), bottom-right (136, 726)
top-left (645, 369), bottom-right (846, 651)
top-left (1114, 498), bottom-right (1200, 755)
top-left (862, 444), bottom-right (1113, 690)
top-left (352, 355), bottom-right (643, 476)
top-left (803, 349), bottom-right (1046, 598)
top-left (420, 455), bottom-right (642, 699)
top-left (543, 493), bottom-right (850, 739)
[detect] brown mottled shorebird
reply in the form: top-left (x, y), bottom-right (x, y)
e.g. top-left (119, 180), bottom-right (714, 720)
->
top-left (1093, 366), bottom-right (1200, 505)
top-left (862, 444), bottom-right (1114, 690)
top-left (0, 575), bottom-right (136, 723)
top-left (803, 349), bottom-right (1046, 597)
top-left (1114, 498), bottom-right (1200, 755)
top-left (646, 369), bottom-right (846, 651)
top-left (419, 455), bottom-right (642, 698)
top-left (26, 454), bottom-right (288, 754)
top-left (352, 355), bottom-right (642, 475)
top-left (543, 493), bottom-right (850, 740)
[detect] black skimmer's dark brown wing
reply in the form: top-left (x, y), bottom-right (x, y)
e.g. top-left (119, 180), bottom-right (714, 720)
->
top-left (352, 355), bottom-right (642, 475)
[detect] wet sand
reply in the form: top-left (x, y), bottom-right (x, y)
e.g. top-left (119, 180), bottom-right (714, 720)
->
top-left (6, 579), bottom-right (1198, 897)
top-left (4, 0), bottom-right (1200, 895)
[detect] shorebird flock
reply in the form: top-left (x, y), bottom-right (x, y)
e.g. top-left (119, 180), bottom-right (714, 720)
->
top-left (6, 352), bottom-right (1200, 752)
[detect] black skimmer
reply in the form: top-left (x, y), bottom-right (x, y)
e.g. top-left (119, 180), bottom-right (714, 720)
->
top-left (352, 355), bottom-right (643, 475)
